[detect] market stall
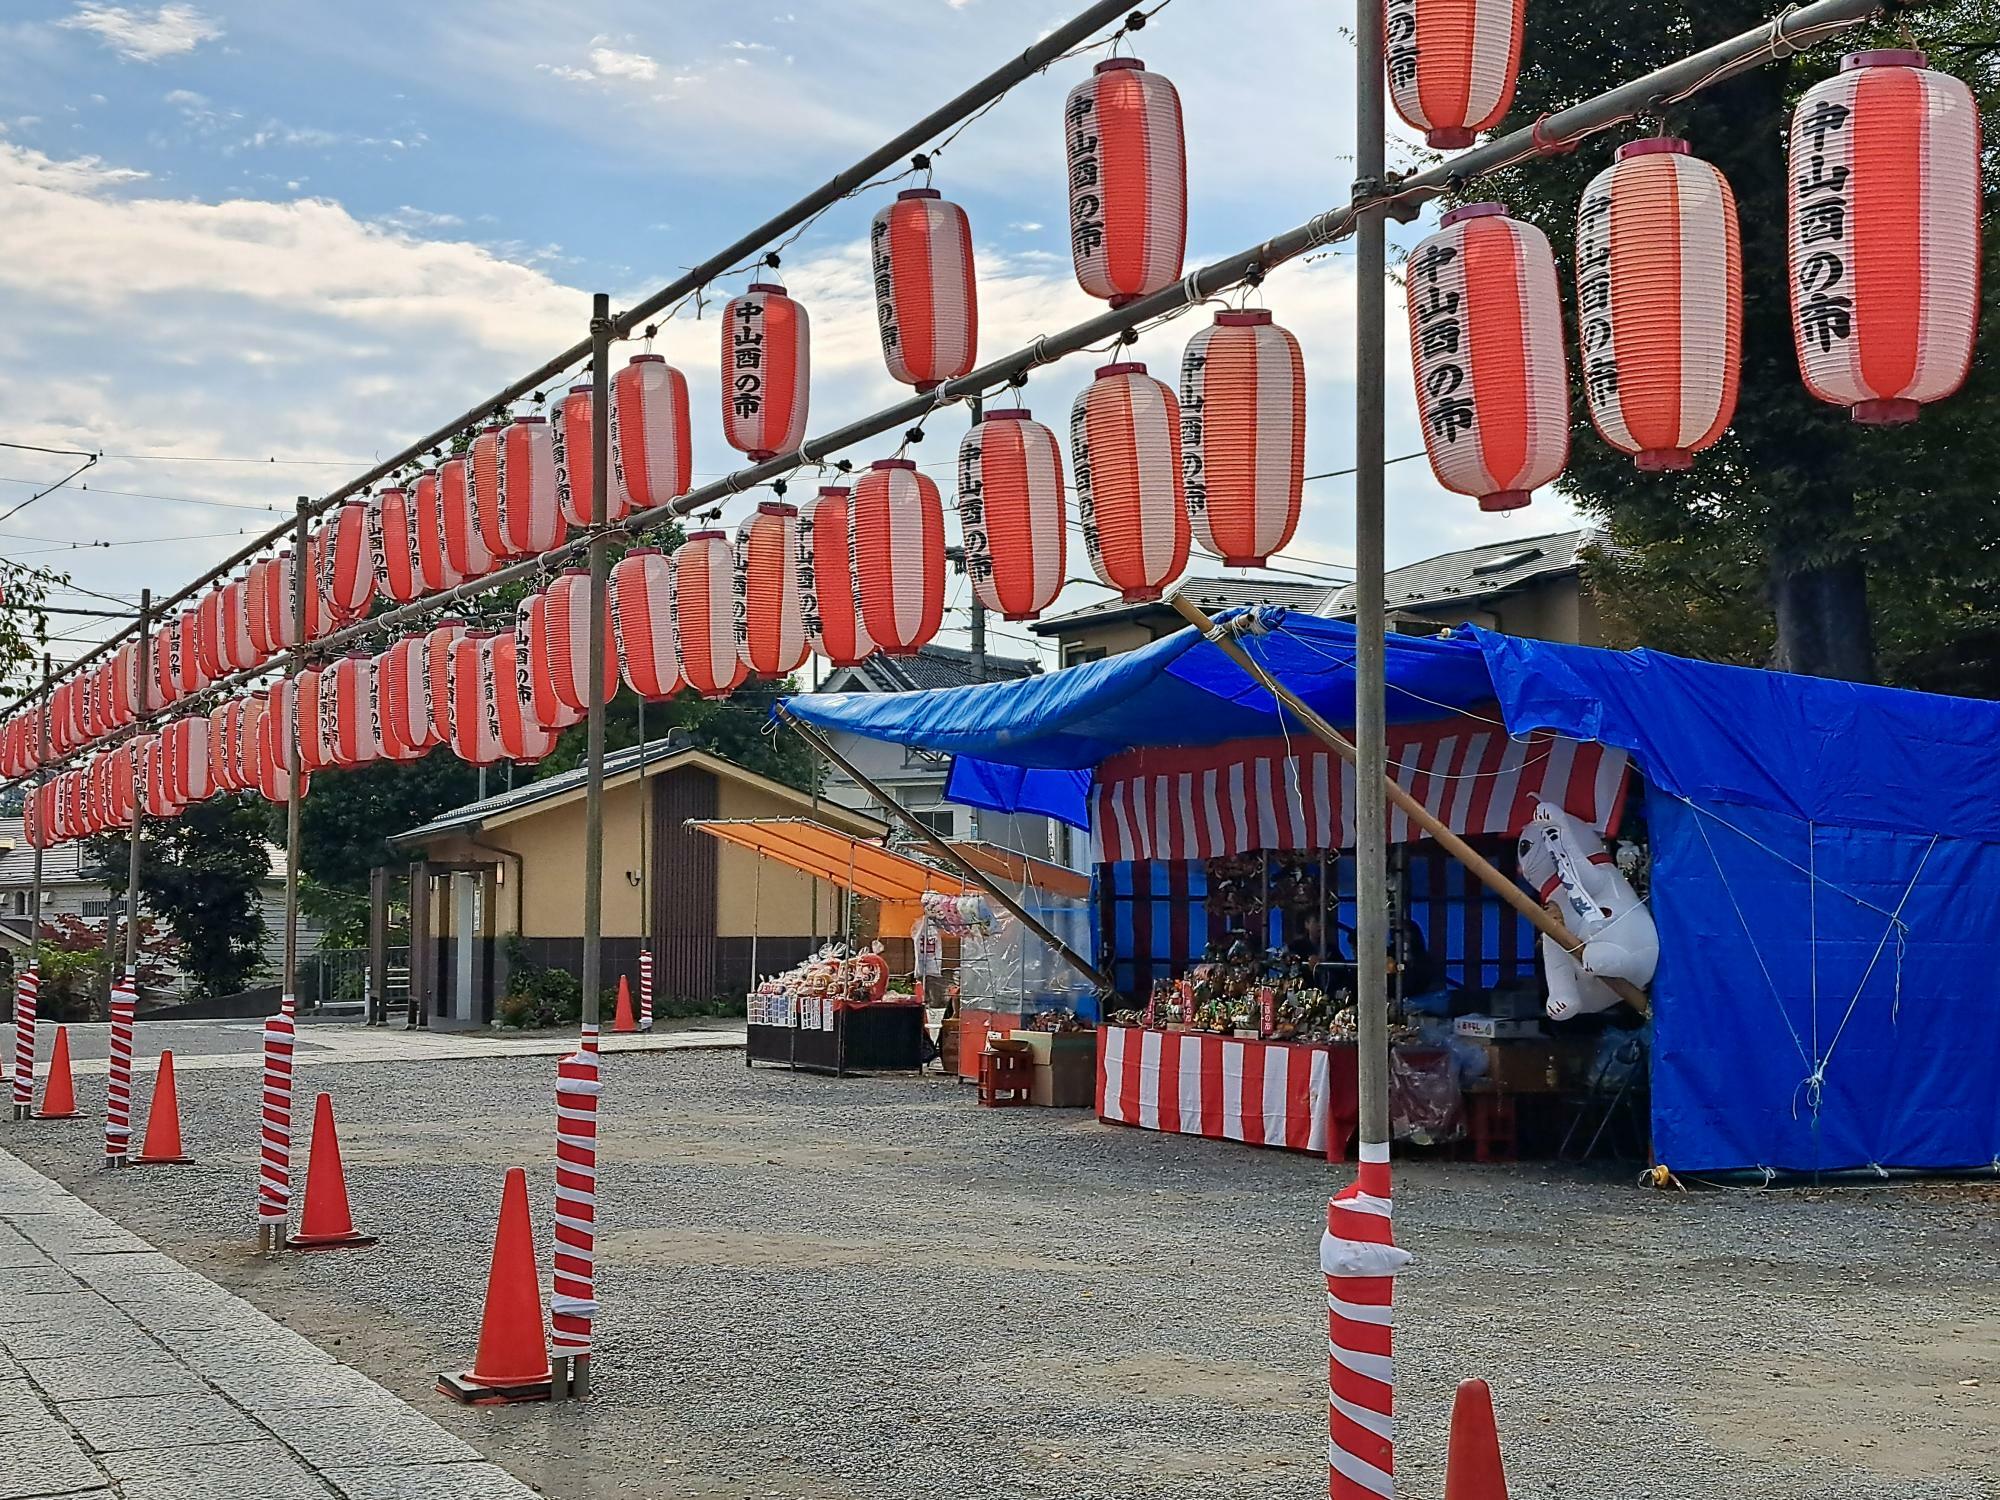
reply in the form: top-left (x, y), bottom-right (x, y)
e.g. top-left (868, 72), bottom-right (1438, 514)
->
top-left (783, 605), bottom-right (2000, 1175)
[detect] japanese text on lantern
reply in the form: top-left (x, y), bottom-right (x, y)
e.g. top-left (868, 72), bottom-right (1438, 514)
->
top-left (553, 397), bottom-right (577, 519)
top-left (1065, 91), bottom-right (1104, 263)
top-left (797, 511), bottom-right (825, 639)
top-left (956, 436), bottom-right (994, 586)
top-left (1385, 0), bottom-right (1419, 91)
top-left (1576, 184), bottom-right (1619, 407)
top-left (732, 298), bottom-right (765, 422)
top-left (1410, 238), bottom-right (1475, 443)
top-left (1793, 96), bottom-right (1854, 354)
top-left (1179, 350), bottom-right (1209, 520)
top-left (731, 558), bottom-right (751, 649)
top-left (870, 218), bottom-right (901, 354)
top-left (1069, 403), bottom-right (1102, 554)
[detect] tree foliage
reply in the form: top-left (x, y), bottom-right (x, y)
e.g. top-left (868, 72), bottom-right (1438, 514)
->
top-left (0, 562), bottom-right (57, 703)
top-left (89, 796), bottom-right (269, 999)
top-left (1489, 2), bottom-right (2000, 686)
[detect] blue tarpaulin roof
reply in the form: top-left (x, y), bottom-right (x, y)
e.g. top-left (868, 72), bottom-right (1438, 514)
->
top-left (781, 609), bottom-right (2000, 1173)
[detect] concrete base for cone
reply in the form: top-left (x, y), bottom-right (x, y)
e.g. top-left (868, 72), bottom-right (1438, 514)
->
top-left (435, 1369), bottom-right (553, 1406)
top-left (286, 1226), bottom-right (379, 1250)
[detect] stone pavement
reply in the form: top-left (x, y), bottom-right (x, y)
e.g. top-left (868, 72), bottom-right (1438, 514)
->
top-left (0, 1146), bottom-right (536, 1500)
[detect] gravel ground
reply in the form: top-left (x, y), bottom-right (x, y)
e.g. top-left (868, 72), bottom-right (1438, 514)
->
top-left (5, 1040), bottom-right (1997, 1500)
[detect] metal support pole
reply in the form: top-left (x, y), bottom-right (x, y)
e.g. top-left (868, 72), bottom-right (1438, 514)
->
top-left (1352, 1), bottom-right (1391, 1160)
top-left (367, 865), bottom-right (389, 1027)
top-left (283, 499), bottom-right (307, 1018)
top-left (15, 655), bottom-right (51, 1120)
top-left (781, 710), bottom-right (1116, 997)
top-left (123, 591), bottom-right (150, 981)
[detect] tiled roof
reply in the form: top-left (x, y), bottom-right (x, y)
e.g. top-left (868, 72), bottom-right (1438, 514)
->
top-left (829, 643), bottom-right (1041, 694)
top-left (0, 822), bottom-right (97, 886)
top-left (1028, 577), bottom-right (1339, 635)
top-left (1326, 529), bottom-right (1592, 616)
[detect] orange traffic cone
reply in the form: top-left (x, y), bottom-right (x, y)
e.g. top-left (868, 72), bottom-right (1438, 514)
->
top-left (35, 1027), bottom-right (81, 1120)
top-left (612, 975), bottom-right (638, 1033)
top-left (1444, 1378), bottom-right (1509, 1500)
top-left (437, 1167), bottom-right (551, 1404)
top-left (286, 1093), bottom-right (376, 1250)
top-left (134, 1051), bottom-right (192, 1165)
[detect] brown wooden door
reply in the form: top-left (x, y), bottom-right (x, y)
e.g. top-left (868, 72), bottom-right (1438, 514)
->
top-left (650, 769), bottom-right (718, 1002)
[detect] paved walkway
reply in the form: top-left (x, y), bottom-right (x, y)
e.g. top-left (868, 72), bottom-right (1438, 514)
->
top-left (0, 1146), bottom-right (535, 1500)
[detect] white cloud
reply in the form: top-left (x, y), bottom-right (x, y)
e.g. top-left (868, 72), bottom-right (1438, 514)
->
top-left (1009, 221), bottom-right (1043, 233)
top-left (56, 3), bottom-right (221, 62)
top-left (587, 45), bottom-right (658, 82)
top-left (538, 63), bottom-right (594, 83)
top-left (378, 204), bottom-right (464, 233)
top-left (727, 40), bottom-right (772, 51)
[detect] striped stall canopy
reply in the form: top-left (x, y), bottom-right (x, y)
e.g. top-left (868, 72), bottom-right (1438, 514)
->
top-left (1097, 1024), bottom-right (1335, 1154)
top-left (870, 188), bottom-right (978, 390)
top-left (1090, 719), bottom-right (1629, 865)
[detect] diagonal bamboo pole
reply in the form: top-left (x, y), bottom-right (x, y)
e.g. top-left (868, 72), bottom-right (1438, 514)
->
top-left (1167, 594), bottom-right (1650, 1018)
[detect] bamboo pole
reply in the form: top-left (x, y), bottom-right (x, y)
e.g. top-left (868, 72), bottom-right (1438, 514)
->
top-left (1166, 595), bottom-right (1650, 1018)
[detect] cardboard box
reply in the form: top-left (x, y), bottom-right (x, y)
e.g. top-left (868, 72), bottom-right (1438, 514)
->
top-left (1454, 1015), bottom-right (1544, 1041)
top-left (1030, 1053), bottom-right (1097, 1108)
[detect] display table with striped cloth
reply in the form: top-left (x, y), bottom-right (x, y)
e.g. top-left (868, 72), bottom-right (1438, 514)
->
top-left (1096, 1026), bottom-right (1455, 1159)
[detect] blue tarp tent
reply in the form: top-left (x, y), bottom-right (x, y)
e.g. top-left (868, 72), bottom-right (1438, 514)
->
top-left (783, 611), bottom-right (2000, 1173)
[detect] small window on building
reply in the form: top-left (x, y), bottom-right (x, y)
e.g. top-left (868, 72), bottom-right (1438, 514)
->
top-left (1066, 645), bottom-right (1107, 667)
top-left (82, 900), bottom-right (111, 919)
top-left (10, 891), bottom-right (24, 917)
top-left (912, 809), bottom-right (955, 839)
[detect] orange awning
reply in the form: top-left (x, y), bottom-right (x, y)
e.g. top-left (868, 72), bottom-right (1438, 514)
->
top-left (685, 818), bottom-right (974, 937)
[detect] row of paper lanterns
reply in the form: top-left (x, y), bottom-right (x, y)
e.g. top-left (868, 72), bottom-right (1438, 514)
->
top-left (0, 39), bottom-right (1983, 787)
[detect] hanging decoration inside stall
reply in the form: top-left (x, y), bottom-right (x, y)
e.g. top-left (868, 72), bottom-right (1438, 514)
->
top-left (1065, 58), bottom-right (1187, 305)
top-left (1406, 203), bottom-right (1569, 512)
top-left (721, 283), bottom-right (810, 462)
top-left (1789, 50), bottom-right (1982, 425)
top-left (1073, 362), bottom-right (1188, 602)
top-left (1577, 139), bottom-right (1742, 472)
top-left (1182, 309), bottom-right (1305, 561)
top-left (872, 188), bottom-right (978, 390)
top-left (1384, 0), bottom-right (1527, 149)
top-left (958, 409), bottom-right (1065, 622)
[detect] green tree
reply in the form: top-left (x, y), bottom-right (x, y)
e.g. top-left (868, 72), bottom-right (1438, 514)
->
top-left (88, 796), bottom-right (269, 999)
top-left (0, 561), bottom-right (58, 701)
top-left (1490, 2), bottom-right (2000, 683)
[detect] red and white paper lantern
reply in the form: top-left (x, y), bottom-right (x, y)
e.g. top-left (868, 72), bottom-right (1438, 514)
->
top-left (193, 588), bottom-right (226, 685)
top-left (851, 458), bottom-right (944, 658)
top-left (735, 502), bottom-right (808, 679)
top-left (1576, 139), bottom-right (1742, 471)
top-left (318, 500), bottom-right (377, 621)
top-left (220, 576), bottom-right (260, 674)
top-left (209, 702), bottom-right (241, 794)
top-left (544, 570), bottom-right (618, 717)
top-left (246, 558), bottom-right (280, 663)
top-left (958, 410), bottom-right (1065, 622)
top-left (1065, 59), bottom-right (1186, 306)
top-left (489, 631), bottom-right (558, 764)
top-left (1406, 203), bottom-right (1570, 511)
top-left (1384, 0), bottom-right (1527, 149)
top-left (721, 283), bottom-right (809, 462)
top-left (611, 357), bottom-right (692, 516)
top-left (1789, 50), bottom-right (1982, 425)
top-left (553, 384), bottom-right (630, 530)
top-left (871, 189), bottom-right (978, 390)
top-left (372, 486), bottom-right (423, 604)
top-left (510, 594), bottom-right (576, 734)
top-left (499, 415), bottom-right (566, 558)
top-left (671, 531), bottom-right (747, 700)
top-left (1072, 362), bottom-right (1188, 601)
top-left (448, 632), bottom-right (506, 766)
top-left (175, 604), bottom-right (207, 699)
top-left (375, 638), bottom-right (433, 761)
top-left (321, 654), bottom-right (380, 770)
top-left (610, 549), bottom-right (681, 700)
top-left (469, 424), bottom-right (511, 565)
top-left (1181, 309), bottom-right (1306, 562)
top-left (798, 487), bottom-right (873, 668)
top-left (424, 621), bottom-right (464, 749)
top-left (413, 468), bottom-right (466, 594)
top-left (440, 453), bottom-right (497, 582)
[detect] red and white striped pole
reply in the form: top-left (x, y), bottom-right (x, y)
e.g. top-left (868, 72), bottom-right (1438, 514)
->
top-left (256, 996), bottom-right (297, 1253)
top-left (11, 965), bottom-right (37, 1120)
top-left (550, 1045), bottom-right (600, 1399)
top-left (1324, 1142), bottom-right (1410, 1499)
top-left (104, 972), bottom-right (137, 1166)
top-left (636, 950), bottom-right (654, 1033)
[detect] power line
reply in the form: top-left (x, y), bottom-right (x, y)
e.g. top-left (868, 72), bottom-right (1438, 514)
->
top-left (0, 475), bottom-right (286, 515)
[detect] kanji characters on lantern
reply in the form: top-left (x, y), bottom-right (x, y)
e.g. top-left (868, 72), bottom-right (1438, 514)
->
top-left (1065, 59), bottom-right (1187, 305)
top-left (673, 531), bottom-right (748, 699)
top-left (610, 357), bottom-right (692, 515)
top-left (1072, 362), bottom-right (1189, 601)
top-left (1385, 0), bottom-right (1527, 150)
top-left (958, 411), bottom-right (1065, 621)
top-left (735, 502), bottom-right (808, 678)
top-left (1182, 309), bottom-right (1306, 560)
top-left (798, 486), bottom-right (873, 668)
top-left (610, 549), bottom-right (681, 700)
top-left (851, 459), bottom-right (945, 657)
top-left (1789, 50), bottom-right (1982, 424)
top-left (721, 283), bottom-right (809, 462)
top-left (871, 189), bottom-right (978, 390)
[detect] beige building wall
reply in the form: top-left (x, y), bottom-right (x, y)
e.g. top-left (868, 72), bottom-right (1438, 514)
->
top-left (1054, 618), bottom-right (1159, 664)
top-left (713, 777), bottom-right (845, 940)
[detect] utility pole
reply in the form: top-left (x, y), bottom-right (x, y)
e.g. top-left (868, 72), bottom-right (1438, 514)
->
top-left (15, 655), bottom-right (51, 1121)
top-left (965, 396), bottom-right (986, 840)
top-left (283, 499), bottom-right (308, 1014)
top-left (122, 591), bottom-right (150, 983)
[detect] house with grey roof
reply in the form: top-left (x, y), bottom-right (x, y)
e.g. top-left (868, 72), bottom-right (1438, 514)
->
top-left (1323, 529), bottom-right (1602, 643)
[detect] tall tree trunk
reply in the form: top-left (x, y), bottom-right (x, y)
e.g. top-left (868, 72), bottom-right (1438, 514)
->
top-left (1769, 556), bottom-right (1876, 681)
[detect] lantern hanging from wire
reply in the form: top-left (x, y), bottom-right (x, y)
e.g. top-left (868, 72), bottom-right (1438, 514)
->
top-left (318, 499), bottom-right (377, 621)
top-left (721, 282), bottom-right (810, 462)
top-left (469, 422), bottom-right (512, 564)
top-left (499, 415), bottom-right (566, 558)
top-left (1577, 139), bottom-right (1742, 471)
top-left (297, 664), bottom-right (329, 775)
top-left (611, 357), bottom-right (692, 516)
top-left (148, 619), bottom-right (180, 713)
top-left (1406, 203), bottom-right (1570, 512)
top-left (322, 654), bottom-right (381, 770)
top-left (1181, 309), bottom-right (1307, 561)
top-left (246, 558), bottom-right (280, 662)
top-left (426, 620), bottom-right (466, 749)
top-left (180, 713), bottom-right (216, 803)
top-left (515, 593), bottom-right (581, 733)
top-left (545, 569), bottom-right (619, 716)
top-left (957, 410), bottom-right (1065, 622)
top-left (439, 453), bottom-right (496, 582)
top-left (1065, 58), bottom-right (1187, 306)
top-left (851, 458), bottom-right (944, 658)
top-left (109, 740), bottom-right (138, 827)
top-left (1385, 0), bottom-right (1527, 149)
top-left (489, 632), bottom-right (558, 764)
top-left (193, 588), bottom-right (226, 685)
top-left (372, 486), bottom-right (423, 605)
top-left (798, 486), bottom-right (873, 668)
top-left (1072, 361), bottom-right (1189, 601)
top-left (1789, 50), bottom-right (1982, 425)
top-left (610, 548), bottom-right (681, 700)
top-left (253, 686), bottom-right (308, 805)
top-left (209, 702), bottom-right (239, 795)
top-left (871, 189), bottom-right (978, 390)
top-left (448, 631), bottom-right (506, 766)
top-left (174, 604), bottom-right (207, 699)
top-left (736, 502), bottom-right (809, 679)
top-left (233, 696), bottom-right (263, 796)
top-left (375, 638), bottom-right (432, 761)
top-left (414, 467), bottom-right (466, 594)
top-left (144, 731), bottom-right (185, 820)
top-left (554, 383), bottom-right (630, 530)
top-left (220, 575), bottom-right (260, 674)
top-left (672, 531), bottom-right (747, 699)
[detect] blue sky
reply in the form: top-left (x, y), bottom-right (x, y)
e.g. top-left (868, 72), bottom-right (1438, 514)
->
top-left (0, 0), bottom-right (1585, 676)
